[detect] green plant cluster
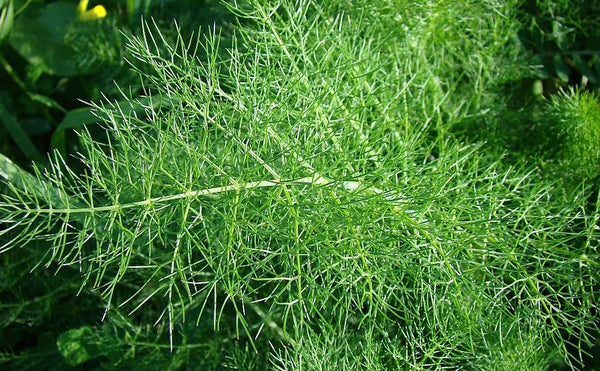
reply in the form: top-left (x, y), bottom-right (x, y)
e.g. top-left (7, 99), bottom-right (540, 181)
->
top-left (541, 88), bottom-right (600, 179)
top-left (0, 0), bottom-right (599, 370)
top-left (520, 0), bottom-right (600, 92)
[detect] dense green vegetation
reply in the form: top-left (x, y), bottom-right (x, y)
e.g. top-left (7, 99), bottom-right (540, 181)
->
top-left (0, 0), bottom-right (598, 369)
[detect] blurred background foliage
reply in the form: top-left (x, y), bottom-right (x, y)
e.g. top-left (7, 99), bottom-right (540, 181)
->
top-left (0, 0), bottom-right (598, 369)
top-left (520, 0), bottom-right (600, 92)
top-left (0, 0), bottom-right (230, 162)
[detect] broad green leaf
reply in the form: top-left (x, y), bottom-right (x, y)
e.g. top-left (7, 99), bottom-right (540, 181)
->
top-left (9, 2), bottom-right (80, 76)
top-left (50, 106), bottom-right (98, 155)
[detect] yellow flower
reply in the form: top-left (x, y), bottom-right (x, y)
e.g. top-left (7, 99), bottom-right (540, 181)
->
top-left (77, 0), bottom-right (107, 21)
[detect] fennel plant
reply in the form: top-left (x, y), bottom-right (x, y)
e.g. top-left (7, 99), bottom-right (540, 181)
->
top-left (1, 0), bottom-right (598, 369)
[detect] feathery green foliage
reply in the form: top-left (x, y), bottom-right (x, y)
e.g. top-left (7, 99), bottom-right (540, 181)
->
top-left (542, 88), bottom-right (600, 179)
top-left (1, 0), bottom-right (598, 369)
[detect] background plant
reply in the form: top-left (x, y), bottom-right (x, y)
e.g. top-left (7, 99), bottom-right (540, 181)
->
top-left (519, 0), bottom-right (600, 92)
top-left (0, 0), bottom-right (599, 370)
top-left (0, 0), bottom-right (220, 163)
